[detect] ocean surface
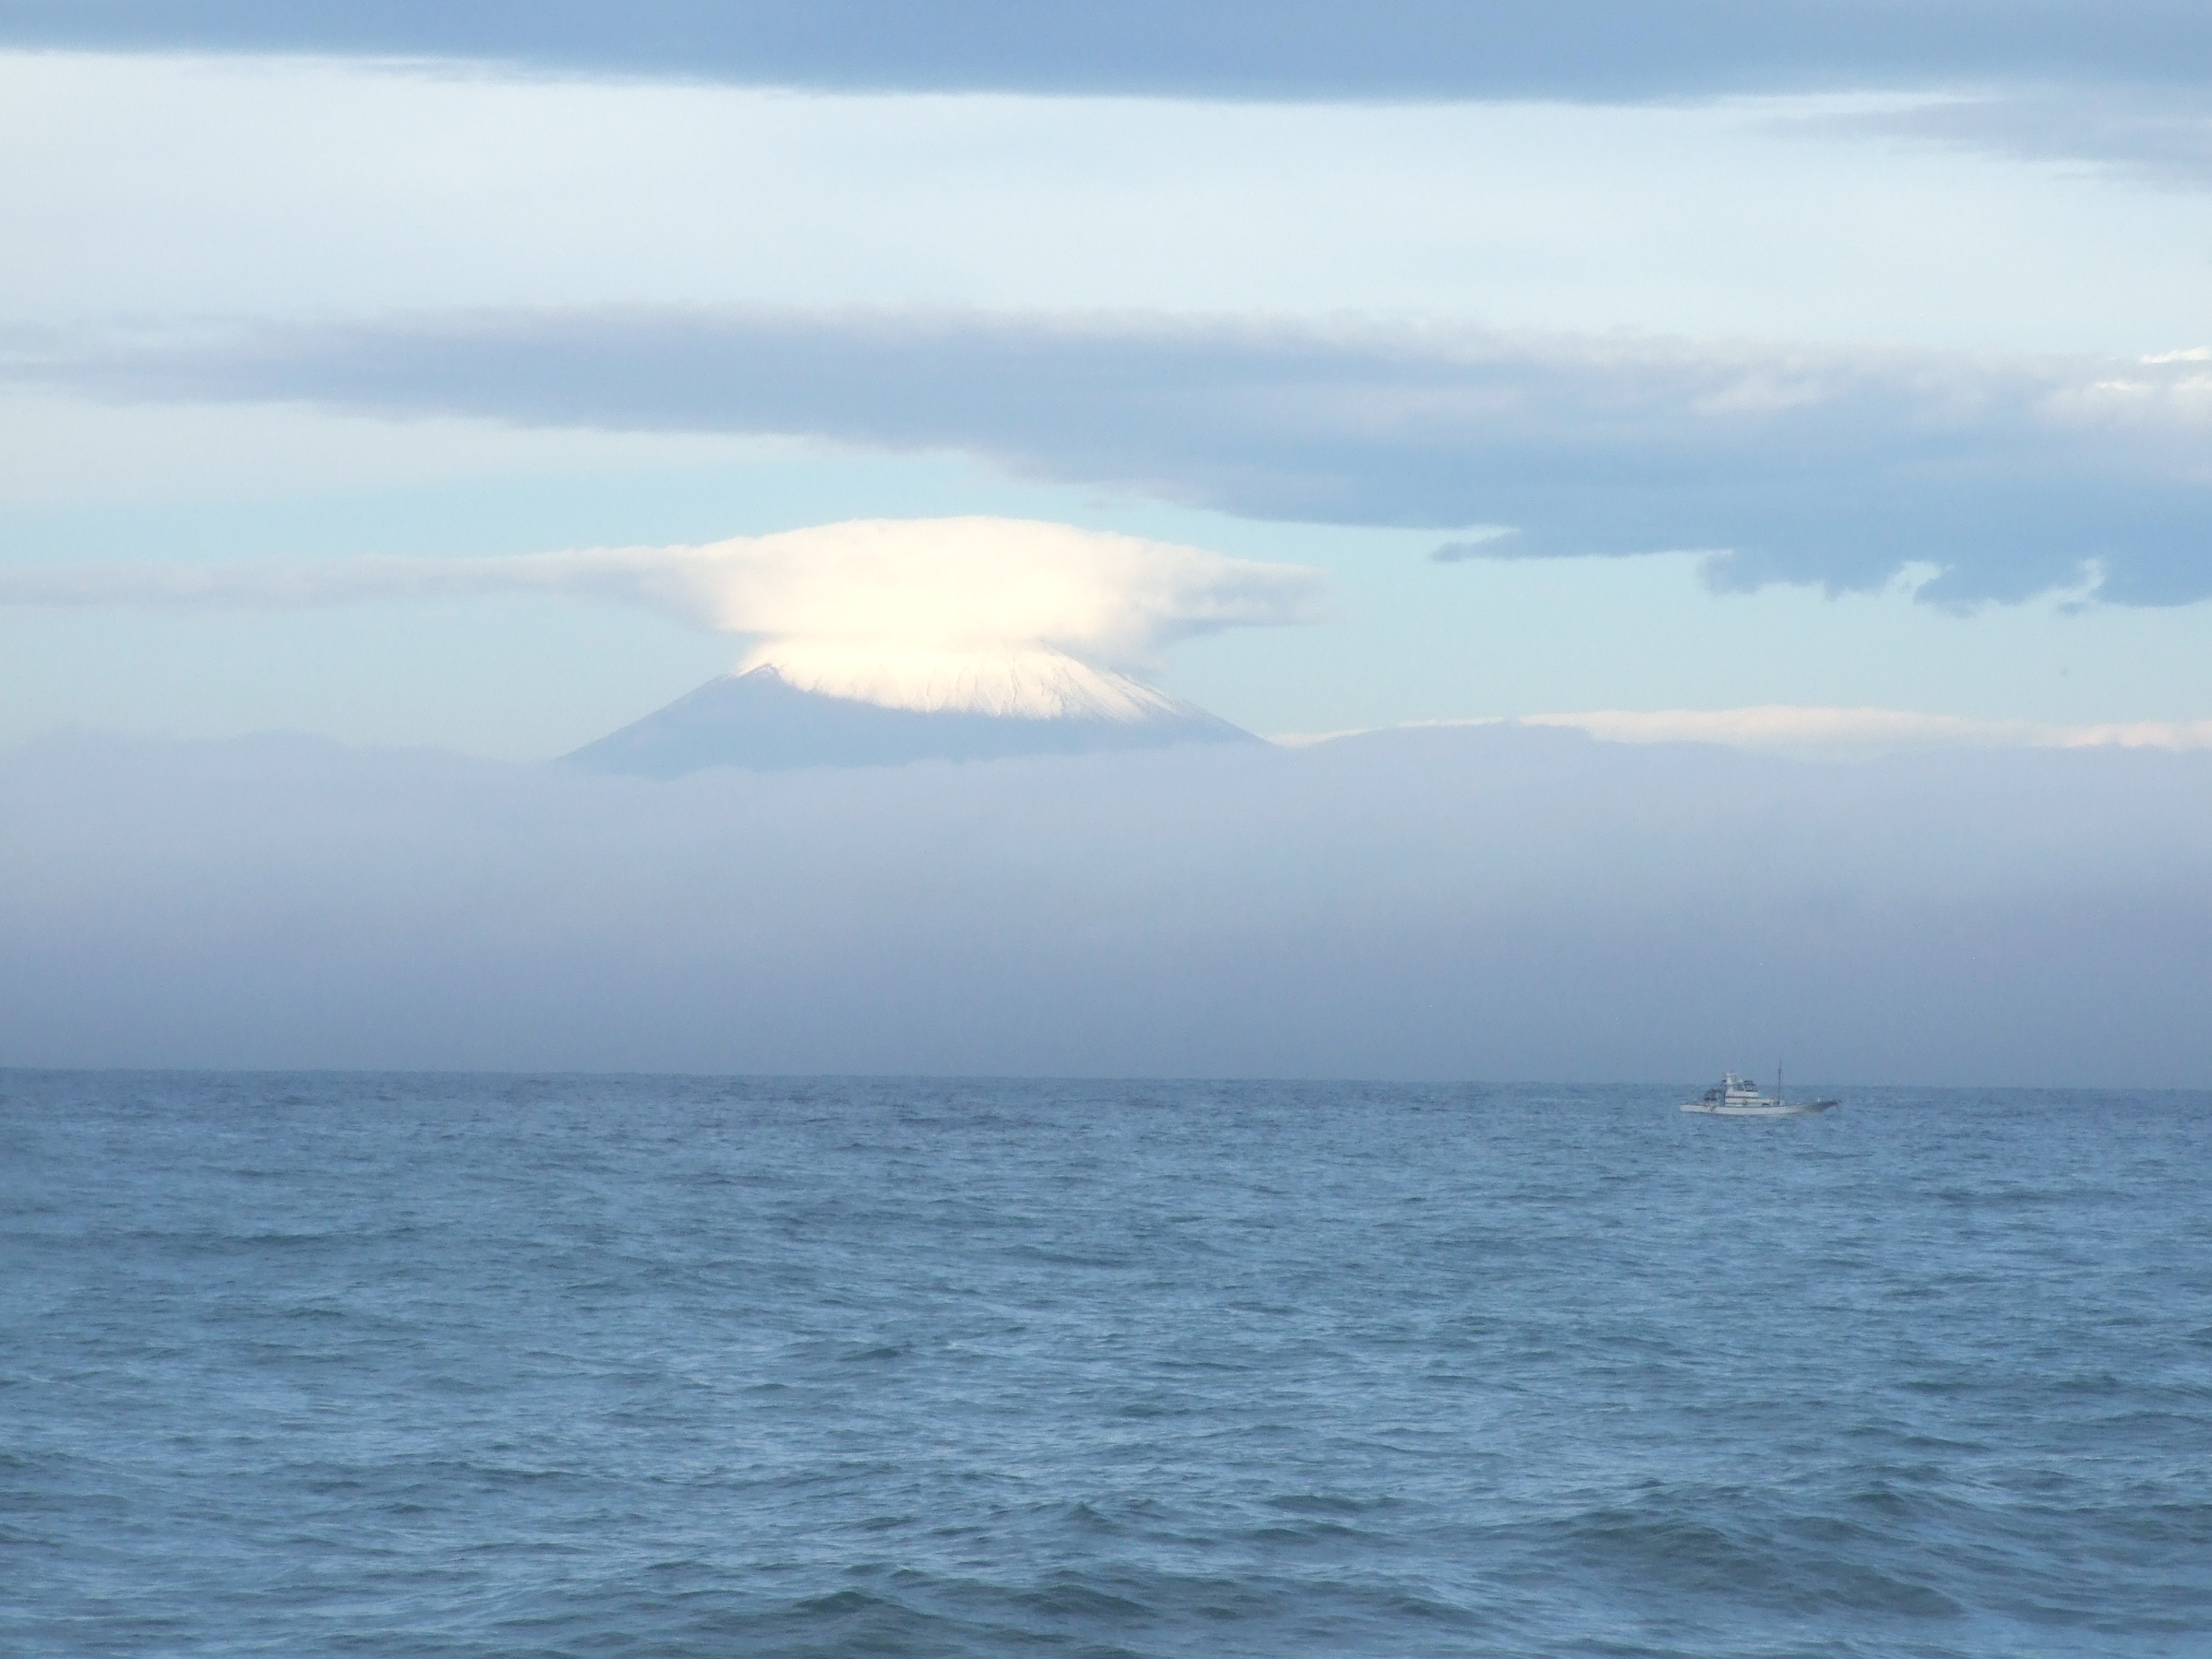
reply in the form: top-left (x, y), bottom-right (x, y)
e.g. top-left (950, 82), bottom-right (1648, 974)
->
top-left (3, 1075), bottom-right (2208, 1658)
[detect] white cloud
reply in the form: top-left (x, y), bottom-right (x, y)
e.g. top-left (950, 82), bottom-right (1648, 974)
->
top-left (736, 643), bottom-right (1191, 720)
top-left (1283, 706), bottom-right (2212, 757)
top-left (0, 516), bottom-right (1325, 670)
top-left (1522, 707), bottom-right (2212, 754)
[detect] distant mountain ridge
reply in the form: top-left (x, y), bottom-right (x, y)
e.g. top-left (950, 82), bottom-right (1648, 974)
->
top-left (565, 658), bottom-right (1254, 777)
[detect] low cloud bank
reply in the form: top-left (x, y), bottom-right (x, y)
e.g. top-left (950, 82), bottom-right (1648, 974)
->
top-left (26, 311), bottom-right (2212, 603)
top-left (3, 725), bottom-right (2207, 1084)
top-left (1525, 706), bottom-right (2212, 755)
top-left (1283, 708), bottom-right (2212, 758)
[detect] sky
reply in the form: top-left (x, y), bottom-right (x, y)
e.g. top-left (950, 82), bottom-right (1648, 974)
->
top-left (8, 727), bottom-right (2209, 1084)
top-left (2, 5), bottom-right (2210, 1080)
top-left (2, 6), bottom-right (2210, 754)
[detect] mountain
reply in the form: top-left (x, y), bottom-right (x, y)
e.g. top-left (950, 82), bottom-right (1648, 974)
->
top-left (564, 650), bottom-right (1256, 777)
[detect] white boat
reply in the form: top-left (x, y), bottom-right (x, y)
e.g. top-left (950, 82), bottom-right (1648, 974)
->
top-left (1682, 1069), bottom-right (1838, 1116)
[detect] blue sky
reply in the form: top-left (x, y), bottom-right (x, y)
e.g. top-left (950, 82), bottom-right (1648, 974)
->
top-left (3, 7), bottom-right (2210, 754)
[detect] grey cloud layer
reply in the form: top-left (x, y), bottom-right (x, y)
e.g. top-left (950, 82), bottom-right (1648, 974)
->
top-left (1, 2), bottom-right (2205, 99)
top-left (1793, 92), bottom-right (2212, 190)
top-left (5, 727), bottom-right (2207, 1083)
top-left (28, 311), bottom-right (2212, 604)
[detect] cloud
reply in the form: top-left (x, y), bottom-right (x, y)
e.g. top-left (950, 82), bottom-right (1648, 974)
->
top-left (1526, 706), bottom-right (2212, 755)
top-left (0, 516), bottom-right (1326, 670)
top-left (1430, 532), bottom-right (1518, 563)
top-left (23, 309), bottom-right (2212, 604)
top-left (1532, 707), bottom-right (2212, 754)
top-left (1786, 89), bottom-right (2212, 191)
top-left (1, 2), bottom-right (2204, 101)
top-left (4, 725), bottom-right (2210, 1083)
top-left (1290, 707), bottom-right (2212, 758)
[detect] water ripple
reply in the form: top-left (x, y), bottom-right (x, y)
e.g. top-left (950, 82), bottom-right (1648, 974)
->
top-left (2, 1074), bottom-right (2208, 1657)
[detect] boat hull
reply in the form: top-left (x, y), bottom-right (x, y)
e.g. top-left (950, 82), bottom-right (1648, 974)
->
top-left (1682, 1100), bottom-right (1838, 1116)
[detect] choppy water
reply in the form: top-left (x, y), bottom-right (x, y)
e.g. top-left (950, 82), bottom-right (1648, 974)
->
top-left (4, 1074), bottom-right (2209, 1657)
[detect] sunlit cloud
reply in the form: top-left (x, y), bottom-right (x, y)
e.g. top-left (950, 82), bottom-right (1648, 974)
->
top-left (0, 515), bottom-right (1327, 670)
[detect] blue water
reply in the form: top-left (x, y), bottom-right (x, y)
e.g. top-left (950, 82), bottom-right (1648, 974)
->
top-left (4, 1075), bottom-right (2208, 1657)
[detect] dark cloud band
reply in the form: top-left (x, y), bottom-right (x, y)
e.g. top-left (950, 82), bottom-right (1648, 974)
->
top-left (17, 308), bottom-right (2212, 604)
top-left (2, 2), bottom-right (2207, 100)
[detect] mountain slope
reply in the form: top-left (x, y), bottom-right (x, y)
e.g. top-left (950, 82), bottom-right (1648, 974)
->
top-left (565, 661), bottom-right (1254, 777)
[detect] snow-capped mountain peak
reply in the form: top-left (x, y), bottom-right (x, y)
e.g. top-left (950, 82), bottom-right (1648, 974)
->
top-left (737, 642), bottom-right (1189, 722)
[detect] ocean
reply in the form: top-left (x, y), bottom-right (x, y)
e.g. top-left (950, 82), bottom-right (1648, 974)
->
top-left (4, 1073), bottom-right (2207, 1657)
